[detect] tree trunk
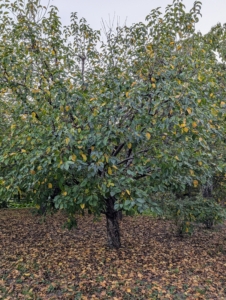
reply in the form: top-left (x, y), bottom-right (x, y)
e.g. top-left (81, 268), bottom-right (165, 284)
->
top-left (202, 180), bottom-right (214, 229)
top-left (105, 196), bottom-right (121, 249)
top-left (202, 183), bottom-right (212, 198)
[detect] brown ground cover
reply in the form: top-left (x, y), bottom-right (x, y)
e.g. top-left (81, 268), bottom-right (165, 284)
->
top-left (0, 209), bottom-right (226, 299)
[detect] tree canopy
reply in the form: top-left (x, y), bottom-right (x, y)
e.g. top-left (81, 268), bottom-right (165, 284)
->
top-left (0, 0), bottom-right (226, 248)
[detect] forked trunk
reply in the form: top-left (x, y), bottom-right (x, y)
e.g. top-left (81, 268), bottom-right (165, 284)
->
top-left (105, 197), bottom-right (121, 249)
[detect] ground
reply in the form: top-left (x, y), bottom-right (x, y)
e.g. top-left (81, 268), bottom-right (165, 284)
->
top-left (0, 209), bottom-right (226, 299)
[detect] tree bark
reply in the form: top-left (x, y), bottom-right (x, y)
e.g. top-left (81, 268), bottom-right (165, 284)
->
top-left (105, 196), bottom-right (121, 249)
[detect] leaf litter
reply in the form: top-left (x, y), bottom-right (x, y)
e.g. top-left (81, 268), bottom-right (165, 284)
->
top-left (0, 209), bottom-right (226, 299)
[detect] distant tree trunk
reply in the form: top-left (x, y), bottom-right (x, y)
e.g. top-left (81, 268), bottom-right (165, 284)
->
top-left (202, 182), bottom-right (212, 198)
top-left (202, 180), bottom-right (214, 229)
top-left (38, 187), bottom-right (60, 215)
top-left (105, 196), bottom-right (121, 249)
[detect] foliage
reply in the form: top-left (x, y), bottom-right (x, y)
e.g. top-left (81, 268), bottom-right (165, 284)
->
top-left (164, 194), bottom-right (226, 234)
top-left (0, 0), bottom-right (226, 247)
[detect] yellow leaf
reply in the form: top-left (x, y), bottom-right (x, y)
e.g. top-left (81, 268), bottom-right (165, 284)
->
top-left (108, 167), bottom-right (112, 175)
top-left (44, 89), bottom-right (51, 95)
top-left (177, 45), bottom-right (182, 50)
top-left (175, 156), bottom-right (179, 161)
top-left (180, 123), bottom-right (186, 128)
top-left (146, 132), bottom-right (151, 140)
top-left (58, 160), bottom-right (63, 167)
top-left (93, 109), bottom-right (98, 116)
top-left (126, 190), bottom-right (130, 195)
top-left (190, 170), bottom-right (194, 176)
top-left (211, 108), bottom-right (218, 116)
top-left (81, 153), bottom-right (87, 162)
top-left (151, 83), bottom-right (156, 88)
top-left (46, 147), bottom-right (51, 154)
top-left (32, 112), bottom-right (36, 118)
top-left (11, 124), bottom-right (16, 130)
top-left (126, 92), bottom-right (129, 98)
top-left (193, 180), bottom-right (198, 188)
top-left (220, 101), bottom-right (225, 107)
top-left (151, 77), bottom-right (156, 82)
top-left (198, 74), bottom-right (202, 82)
top-left (27, 136), bottom-right (31, 141)
top-left (170, 41), bottom-right (175, 45)
top-left (186, 108), bottom-right (192, 114)
top-left (62, 191), bottom-right (67, 196)
top-left (71, 154), bottom-right (77, 162)
top-left (32, 89), bottom-right (40, 94)
top-left (198, 161), bottom-right (202, 166)
top-left (112, 165), bottom-right (118, 170)
top-left (127, 288), bottom-right (131, 293)
top-left (210, 93), bottom-right (214, 98)
top-left (30, 170), bottom-right (36, 175)
top-left (90, 97), bottom-right (96, 101)
top-left (146, 44), bottom-right (153, 51)
top-left (128, 143), bottom-right (132, 149)
top-left (65, 105), bottom-right (70, 111)
top-left (37, 166), bottom-right (42, 171)
top-left (192, 122), bottom-right (197, 128)
top-left (65, 137), bottom-right (70, 145)
top-left (183, 127), bottom-right (189, 133)
top-left (48, 183), bottom-right (52, 189)
top-left (80, 203), bottom-right (85, 209)
top-left (21, 149), bottom-right (26, 153)
top-left (52, 50), bottom-right (55, 55)
top-left (36, 205), bottom-right (40, 209)
top-left (131, 82), bottom-right (136, 87)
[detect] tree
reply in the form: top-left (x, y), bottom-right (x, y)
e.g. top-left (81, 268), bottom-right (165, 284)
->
top-left (0, 0), bottom-right (225, 248)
